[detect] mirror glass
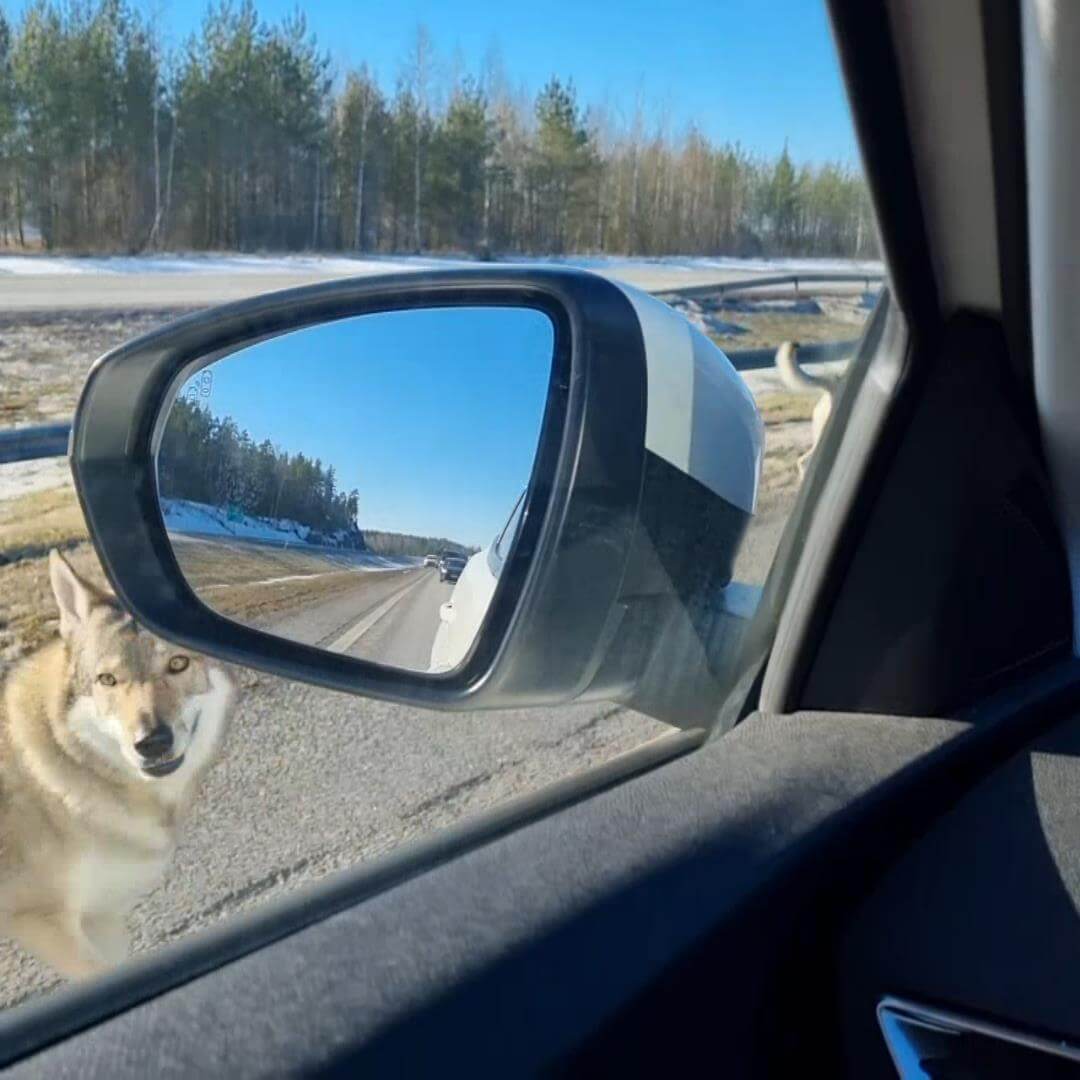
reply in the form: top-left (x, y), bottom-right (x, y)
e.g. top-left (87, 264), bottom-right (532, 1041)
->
top-left (156, 305), bottom-right (554, 673)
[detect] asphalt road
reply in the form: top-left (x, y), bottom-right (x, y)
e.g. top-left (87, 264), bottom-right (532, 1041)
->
top-left (268, 565), bottom-right (450, 670)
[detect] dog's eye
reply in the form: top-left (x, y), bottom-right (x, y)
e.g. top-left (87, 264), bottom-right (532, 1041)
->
top-left (97, 673), bottom-right (117, 687)
top-left (167, 655), bottom-right (190, 674)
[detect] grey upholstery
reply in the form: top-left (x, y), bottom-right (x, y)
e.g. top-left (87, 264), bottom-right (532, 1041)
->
top-left (841, 711), bottom-right (1080, 1076)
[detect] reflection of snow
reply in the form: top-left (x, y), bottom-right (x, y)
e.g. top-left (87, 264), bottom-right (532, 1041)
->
top-left (161, 498), bottom-right (416, 569)
top-left (162, 498), bottom-right (311, 543)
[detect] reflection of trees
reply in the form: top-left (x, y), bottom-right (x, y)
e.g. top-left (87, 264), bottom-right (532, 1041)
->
top-left (159, 399), bottom-right (361, 539)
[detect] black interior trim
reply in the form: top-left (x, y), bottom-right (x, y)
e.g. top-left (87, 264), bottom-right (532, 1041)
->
top-left (570, 659), bottom-right (1080, 1076)
top-left (754, 289), bottom-right (895, 708)
top-left (878, 996), bottom-right (1080, 1078)
top-left (842, 698), bottom-right (1080, 1075)
top-left (826, 0), bottom-right (939, 336)
top-left (801, 313), bottom-right (1071, 715)
top-left (771, 1), bottom-right (946, 712)
top-left (981, 0), bottom-right (1035, 423)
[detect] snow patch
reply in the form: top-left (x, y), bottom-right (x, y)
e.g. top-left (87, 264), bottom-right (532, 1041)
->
top-left (714, 297), bottom-right (823, 315)
top-left (0, 251), bottom-right (885, 278)
top-left (162, 498), bottom-right (313, 544)
top-left (162, 498), bottom-right (417, 569)
top-left (0, 457), bottom-right (73, 501)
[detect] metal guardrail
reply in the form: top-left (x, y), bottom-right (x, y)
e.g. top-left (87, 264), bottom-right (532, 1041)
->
top-left (0, 422), bottom-right (71, 465)
top-left (0, 339), bottom-right (860, 466)
top-left (659, 271), bottom-right (884, 302)
top-left (0, 274), bottom-right (877, 466)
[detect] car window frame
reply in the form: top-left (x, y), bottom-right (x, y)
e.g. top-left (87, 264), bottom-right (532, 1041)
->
top-left (487, 489), bottom-right (527, 579)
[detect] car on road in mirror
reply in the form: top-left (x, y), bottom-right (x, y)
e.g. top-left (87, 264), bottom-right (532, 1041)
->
top-left (438, 555), bottom-right (467, 583)
top-left (430, 491), bottom-right (526, 674)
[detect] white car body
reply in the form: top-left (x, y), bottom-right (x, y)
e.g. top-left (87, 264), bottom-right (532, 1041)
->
top-left (429, 546), bottom-right (498, 673)
top-left (429, 283), bottom-right (764, 675)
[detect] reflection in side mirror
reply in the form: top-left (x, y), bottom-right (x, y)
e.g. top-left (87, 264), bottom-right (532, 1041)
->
top-left (77, 269), bottom-right (763, 727)
top-left (156, 306), bottom-right (555, 674)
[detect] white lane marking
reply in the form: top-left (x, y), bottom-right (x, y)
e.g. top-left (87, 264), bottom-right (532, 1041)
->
top-left (326, 572), bottom-right (431, 654)
top-left (201, 570), bottom-right (345, 592)
top-left (198, 566), bottom-right (413, 592)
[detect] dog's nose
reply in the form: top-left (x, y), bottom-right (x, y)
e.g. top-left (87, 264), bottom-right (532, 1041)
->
top-left (134, 723), bottom-right (174, 760)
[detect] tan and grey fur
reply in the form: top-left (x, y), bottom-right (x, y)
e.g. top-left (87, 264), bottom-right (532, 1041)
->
top-left (775, 340), bottom-right (842, 478)
top-left (0, 550), bottom-right (234, 979)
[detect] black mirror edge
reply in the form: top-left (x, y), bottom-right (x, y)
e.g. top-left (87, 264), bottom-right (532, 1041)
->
top-left (70, 267), bottom-right (650, 713)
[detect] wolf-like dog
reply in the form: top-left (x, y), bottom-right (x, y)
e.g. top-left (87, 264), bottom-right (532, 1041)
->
top-left (0, 550), bottom-right (234, 979)
top-left (775, 340), bottom-right (842, 478)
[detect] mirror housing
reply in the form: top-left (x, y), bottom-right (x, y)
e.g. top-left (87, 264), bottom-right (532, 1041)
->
top-left (71, 268), bottom-right (762, 728)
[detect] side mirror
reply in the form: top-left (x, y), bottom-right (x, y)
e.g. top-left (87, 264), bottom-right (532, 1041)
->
top-left (71, 269), bottom-right (762, 728)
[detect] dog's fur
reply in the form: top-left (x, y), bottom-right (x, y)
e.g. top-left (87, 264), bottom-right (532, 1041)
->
top-left (775, 341), bottom-right (842, 478)
top-left (0, 551), bottom-right (234, 979)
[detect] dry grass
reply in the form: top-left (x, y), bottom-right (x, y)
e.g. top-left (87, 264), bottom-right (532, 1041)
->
top-left (756, 391), bottom-right (818, 425)
top-left (173, 539), bottom-right (369, 588)
top-left (708, 313), bottom-right (859, 349)
top-left (0, 539), bottom-right (106, 669)
top-left (0, 309), bottom-right (191, 426)
top-left (710, 310), bottom-right (859, 351)
top-left (0, 487), bottom-right (88, 565)
top-left (171, 538), bottom-right (409, 627)
top-left (756, 391), bottom-right (823, 502)
top-left (202, 569), bottom-right (388, 628)
top-left (0, 486), bottom-right (99, 668)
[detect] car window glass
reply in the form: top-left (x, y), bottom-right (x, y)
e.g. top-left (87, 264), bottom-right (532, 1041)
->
top-left (0, 0), bottom-right (881, 1008)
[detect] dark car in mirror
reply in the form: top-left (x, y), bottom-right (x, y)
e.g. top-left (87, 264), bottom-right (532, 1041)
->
top-left (438, 556), bottom-right (467, 584)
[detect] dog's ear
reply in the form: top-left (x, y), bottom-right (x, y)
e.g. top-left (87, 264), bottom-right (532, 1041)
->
top-left (49, 549), bottom-right (107, 640)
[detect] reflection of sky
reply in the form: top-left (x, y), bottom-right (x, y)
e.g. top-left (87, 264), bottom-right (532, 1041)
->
top-left (181, 307), bottom-right (553, 547)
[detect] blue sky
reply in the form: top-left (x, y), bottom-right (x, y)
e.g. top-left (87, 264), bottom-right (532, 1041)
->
top-left (2, 0), bottom-right (858, 165)
top-left (182, 307), bottom-right (554, 546)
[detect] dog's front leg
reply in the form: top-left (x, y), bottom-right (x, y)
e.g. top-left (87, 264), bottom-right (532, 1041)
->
top-left (5, 910), bottom-right (111, 980)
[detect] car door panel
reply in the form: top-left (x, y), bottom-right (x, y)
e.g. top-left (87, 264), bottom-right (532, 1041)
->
top-left (841, 707), bottom-right (1080, 1076)
top-left (0, 709), bottom-right (971, 1075)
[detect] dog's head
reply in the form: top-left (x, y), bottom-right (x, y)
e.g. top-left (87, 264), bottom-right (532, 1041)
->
top-left (48, 550), bottom-right (233, 783)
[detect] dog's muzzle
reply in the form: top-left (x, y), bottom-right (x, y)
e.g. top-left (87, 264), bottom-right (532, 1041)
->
top-left (138, 716), bottom-right (198, 778)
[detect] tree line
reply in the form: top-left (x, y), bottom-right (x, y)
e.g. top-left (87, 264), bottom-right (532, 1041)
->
top-left (0, 1), bottom-right (878, 259)
top-left (158, 398), bottom-right (474, 556)
top-left (363, 531), bottom-right (472, 560)
top-left (158, 397), bottom-right (363, 543)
